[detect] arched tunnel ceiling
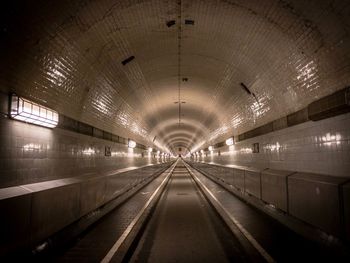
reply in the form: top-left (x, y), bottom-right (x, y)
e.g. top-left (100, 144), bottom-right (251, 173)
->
top-left (1, 0), bottom-right (349, 154)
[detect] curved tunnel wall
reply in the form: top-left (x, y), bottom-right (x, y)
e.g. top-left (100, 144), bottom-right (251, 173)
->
top-left (0, 92), bottom-right (171, 188)
top-left (0, 0), bottom-right (349, 258)
top-left (192, 112), bottom-right (350, 177)
top-left (1, 0), bottom-right (349, 156)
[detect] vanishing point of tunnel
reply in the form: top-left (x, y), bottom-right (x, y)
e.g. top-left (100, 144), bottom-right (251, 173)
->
top-left (0, 0), bottom-right (350, 262)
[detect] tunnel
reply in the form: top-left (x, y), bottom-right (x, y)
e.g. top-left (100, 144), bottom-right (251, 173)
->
top-left (0, 0), bottom-right (350, 262)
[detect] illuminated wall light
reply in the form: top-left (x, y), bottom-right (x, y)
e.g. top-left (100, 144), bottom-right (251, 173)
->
top-left (321, 133), bottom-right (342, 145)
top-left (128, 139), bottom-right (136, 148)
top-left (226, 137), bottom-right (234, 146)
top-left (264, 142), bottom-right (282, 152)
top-left (208, 146), bottom-right (213, 151)
top-left (82, 147), bottom-right (95, 155)
top-left (23, 143), bottom-right (42, 152)
top-left (200, 150), bottom-right (204, 153)
top-left (148, 147), bottom-right (153, 153)
top-left (240, 147), bottom-right (253, 154)
top-left (10, 94), bottom-right (59, 128)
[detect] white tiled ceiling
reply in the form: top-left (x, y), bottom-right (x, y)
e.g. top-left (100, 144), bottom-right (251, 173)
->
top-left (1, 0), bottom-right (349, 154)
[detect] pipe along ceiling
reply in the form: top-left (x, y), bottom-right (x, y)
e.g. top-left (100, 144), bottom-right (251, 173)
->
top-left (1, 0), bottom-right (349, 155)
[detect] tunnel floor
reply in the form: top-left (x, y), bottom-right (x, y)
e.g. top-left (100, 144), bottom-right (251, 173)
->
top-left (126, 162), bottom-right (249, 262)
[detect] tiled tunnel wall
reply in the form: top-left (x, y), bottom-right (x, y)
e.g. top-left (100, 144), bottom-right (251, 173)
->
top-left (193, 112), bottom-right (350, 177)
top-left (0, 93), bottom-right (169, 188)
top-left (0, 90), bottom-right (174, 256)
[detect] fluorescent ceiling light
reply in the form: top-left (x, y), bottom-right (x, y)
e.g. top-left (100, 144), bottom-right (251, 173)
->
top-left (10, 94), bottom-right (59, 128)
top-left (128, 139), bottom-right (136, 148)
top-left (226, 137), bottom-right (234, 146)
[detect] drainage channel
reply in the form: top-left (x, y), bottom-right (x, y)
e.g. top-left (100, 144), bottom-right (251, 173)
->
top-left (104, 159), bottom-right (263, 263)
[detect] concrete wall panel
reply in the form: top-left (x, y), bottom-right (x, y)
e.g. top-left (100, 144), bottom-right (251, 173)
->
top-left (343, 182), bottom-right (350, 241)
top-left (0, 162), bottom-right (172, 256)
top-left (288, 173), bottom-right (348, 236)
top-left (28, 182), bottom-right (81, 245)
top-left (79, 176), bottom-right (107, 217)
top-left (232, 167), bottom-right (245, 191)
top-left (261, 169), bottom-right (295, 212)
top-left (219, 166), bottom-right (234, 186)
top-left (0, 187), bottom-right (32, 255)
top-left (244, 168), bottom-right (263, 199)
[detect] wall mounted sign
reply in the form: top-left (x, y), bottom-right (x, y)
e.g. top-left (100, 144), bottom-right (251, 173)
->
top-left (105, 146), bottom-right (111, 156)
top-left (253, 143), bottom-right (259, 153)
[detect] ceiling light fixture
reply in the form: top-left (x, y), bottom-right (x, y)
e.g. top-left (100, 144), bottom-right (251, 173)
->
top-left (226, 137), bottom-right (234, 146)
top-left (10, 94), bottom-right (59, 128)
top-left (128, 139), bottom-right (136, 148)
